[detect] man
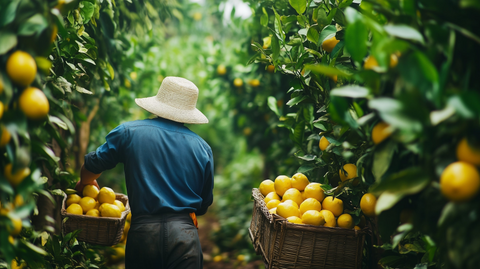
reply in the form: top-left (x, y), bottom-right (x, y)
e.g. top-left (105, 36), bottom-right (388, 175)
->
top-left (75, 77), bottom-right (214, 269)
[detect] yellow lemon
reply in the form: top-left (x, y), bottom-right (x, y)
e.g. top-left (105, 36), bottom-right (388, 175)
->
top-left (233, 78), bottom-right (243, 87)
top-left (4, 164), bottom-right (31, 187)
top-left (440, 161), bottom-right (480, 202)
top-left (282, 199), bottom-right (299, 208)
top-left (322, 36), bottom-right (340, 53)
top-left (276, 201), bottom-right (300, 219)
top-left (13, 195), bottom-right (24, 207)
top-left (83, 185), bottom-right (99, 199)
top-left (301, 210), bottom-right (322, 225)
top-left (114, 200), bottom-right (126, 212)
top-left (281, 188), bottom-right (303, 206)
top-left (19, 87), bottom-right (50, 120)
top-left (0, 126), bottom-right (11, 147)
top-left (319, 136), bottom-right (330, 151)
top-left (66, 194), bottom-right (82, 207)
top-left (274, 175), bottom-right (292, 196)
top-left (456, 138), bottom-right (480, 166)
top-left (86, 209), bottom-right (100, 217)
top-left (213, 255), bottom-right (222, 262)
top-left (339, 164), bottom-right (357, 182)
top-left (291, 173), bottom-right (310, 191)
top-left (248, 79), bottom-right (260, 87)
top-left (372, 122), bottom-right (392, 145)
top-left (79, 196), bottom-right (96, 213)
top-left (286, 216), bottom-right (303, 224)
top-left (360, 193), bottom-right (377, 217)
top-left (299, 198), bottom-right (322, 215)
top-left (266, 199), bottom-right (281, 209)
top-left (66, 204), bottom-right (83, 215)
top-left (7, 216), bottom-right (22, 236)
top-left (269, 207), bottom-right (277, 215)
top-left (337, 213), bottom-right (354, 229)
top-left (98, 187), bottom-right (116, 204)
top-left (267, 65), bottom-right (275, 73)
top-left (100, 203), bottom-right (122, 218)
top-left (354, 226), bottom-right (361, 230)
top-left (322, 197), bottom-right (344, 217)
top-left (259, 179), bottom-right (275, 196)
top-left (303, 183), bottom-right (325, 202)
top-left (6, 51), bottom-right (37, 87)
top-left (264, 192), bottom-right (281, 204)
top-left (217, 64), bottom-right (227, 75)
top-left (319, 210), bottom-right (336, 227)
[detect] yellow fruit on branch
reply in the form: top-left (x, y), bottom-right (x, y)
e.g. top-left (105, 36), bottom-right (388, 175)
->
top-left (19, 87), bottom-right (50, 120)
top-left (6, 215), bottom-right (22, 236)
top-left (291, 172), bottom-right (310, 191)
top-left (321, 196), bottom-right (343, 217)
top-left (274, 175), bottom-right (292, 196)
top-left (339, 163), bottom-right (357, 182)
top-left (4, 164), bottom-right (31, 187)
top-left (267, 65), bottom-right (275, 73)
top-left (248, 79), bottom-right (260, 87)
top-left (321, 36), bottom-right (340, 53)
top-left (217, 64), bottom-right (227, 75)
top-left (440, 161), bottom-right (480, 202)
top-left (319, 136), bottom-right (330, 151)
top-left (360, 193), bottom-right (377, 217)
top-left (6, 51), bottom-right (37, 87)
top-left (364, 54), bottom-right (399, 70)
top-left (456, 138), bottom-right (480, 166)
top-left (259, 179), bottom-right (275, 196)
top-left (0, 127), bottom-right (11, 147)
top-left (233, 78), bottom-right (243, 87)
top-left (372, 122), bottom-right (392, 144)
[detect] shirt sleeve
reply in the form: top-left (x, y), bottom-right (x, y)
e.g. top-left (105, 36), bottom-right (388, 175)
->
top-left (197, 148), bottom-right (214, 216)
top-left (84, 124), bottom-right (126, 174)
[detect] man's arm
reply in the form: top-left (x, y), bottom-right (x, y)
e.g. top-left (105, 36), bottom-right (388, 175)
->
top-left (75, 164), bottom-right (101, 193)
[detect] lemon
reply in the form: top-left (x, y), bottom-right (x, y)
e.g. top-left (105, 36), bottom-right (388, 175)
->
top-left (339, 164), bottom-right (357, 182)
top-left (319, 136), bottom-right (330, 151)
top-left (110, 246), bottom-right (126, 263)
top-left (13, 195), bottom-right (24, 207)
top-left (264, 192), bottom-right (281, 204)
top-left (7, 216), bottom-right (22, 236)
top-left (291, 173), bottom-right (310, 191)
top-left (276, 201), bottom-right (300, 219)
top-left (19, 87), bottom-right (50, 120)
top-left (456, 138), bottom-right (480, 166)
top-left (66, 204), bottom-right (83, 215)
top-left (301, 210), bottom-right (322, 226)
top-left (266, 199), bottom-right (281, 209)
top-left (274, 175), bottom-right (292, 196)
top-left (233, 78), bottom-right (243, 87)
top-left (440, 161), bottom-right (480, 202)
top-left (322, 197), bottom-right (344, 217)
top-left (360, 193), bottom-right (377, 217)
top-left (66, 194), bottom-right (81, 207)
top-left (259, 179), bottom-right (275, 196)
top-left (322, 36), bottom-right (340, 53)
top-left (299, 198), bottom-right (322, 215)
top-left (79, 196), bottom-right (96, 213)
top-left (4, 164), bottom-right (31, 187)
top-left (0, 126), bottom-right (11, 147)
top-left (286, 216), bottom-right (303, 224)
top-left (217, 64), bottom-right (227, 75)
top-left (114, 200), bottom-right (126, 212)
top-left (372, 122), bottom-right (392, 145)
top-left (98, 187), bottom-right (116, 204)
top-left (363, 55), bottom-right (379, 70)
top-left (354, 226), bottom-right (361, 230)
top-left (337, 213), bottom-right (354, 229)
top-left (6, 51), bottom-right (37, 87)
top-left (213, 255), bottom-right (223, 262)
top-left (269, 207), bottom-right (277, 215)
top-left (303, 183), bottom-right (325, 202)
top-left (100, 203), bottom-right (122, 218)
top-left (248, 79), bottom-right (260, 87)
top-left (83, 185), bottom-right (99, 199)
top-left (86, 209), bottom-right (100, 217)
top-left (320, 210), bottom-right (336, 227)
top-left (267, 65), bottom-right (275, 73)
top-left (281, 188), bottom-right (303, 206)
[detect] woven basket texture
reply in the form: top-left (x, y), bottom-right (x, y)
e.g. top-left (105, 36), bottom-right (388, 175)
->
top-left (61, 193), bottom-right (130, 246)
top-left (249, 188), bottom-right (367, 269)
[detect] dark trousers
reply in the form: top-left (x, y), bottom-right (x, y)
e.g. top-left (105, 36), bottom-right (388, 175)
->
top-left (125, 213), bottom-right (202, 269)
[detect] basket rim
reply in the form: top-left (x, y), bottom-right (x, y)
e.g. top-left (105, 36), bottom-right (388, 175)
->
top-left (61, 192), bottom-right (131, 220)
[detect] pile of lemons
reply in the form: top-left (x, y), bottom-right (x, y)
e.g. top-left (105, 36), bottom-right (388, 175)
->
top-left (259, 173), bottom-right (365, 230)
top-left (65, 185), bottom-right (126, 218)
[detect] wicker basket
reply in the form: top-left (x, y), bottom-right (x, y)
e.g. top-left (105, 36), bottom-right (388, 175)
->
top-left (249, 188), bottom-right (367, 269)
top-left (61, 193), bottom-right (131, 246)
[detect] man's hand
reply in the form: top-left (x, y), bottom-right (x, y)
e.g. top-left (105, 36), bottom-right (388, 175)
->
top-left (75, 179), bottom-right (100, 193)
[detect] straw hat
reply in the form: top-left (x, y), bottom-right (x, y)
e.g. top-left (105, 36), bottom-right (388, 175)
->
top-left (135, 77), bottom-right (208, 124)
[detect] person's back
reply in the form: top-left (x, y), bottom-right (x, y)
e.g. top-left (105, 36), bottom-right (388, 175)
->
top-left (76, 77), bottom-right (214, 269)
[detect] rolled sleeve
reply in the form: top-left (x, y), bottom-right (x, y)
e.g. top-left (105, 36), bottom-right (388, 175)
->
top-left (84, 124), bottom-right (126, 174)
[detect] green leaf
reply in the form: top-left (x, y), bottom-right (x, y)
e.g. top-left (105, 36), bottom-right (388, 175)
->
top-left (297, 164), bottom-right (317, 173)
top-left (0, 0), bottom-right (20, 27)
top-left (331, 85), bottom-right (371, 98)
top-left (17, 14), bottom-right (48, 36)
top-left (25, 242), bottom-right (48, 256)
top-left (293, 120), bottom-right (305, 145)
top-left (306, 64), bottom-right (350, 77)
top-left (31, 142), bottom-right (60, 164)
top-left (80, 1), bottom-right (96, 22)
top-left (375, 191), bottom-right (403, 215)
top-left (372, 140), bottom-right (396, 182)
top-left (398, 51), bottom-right (439, 95)
top-left (307, 27), bottom-right (319, 45)
top-left (267, 96), bottom-right (280, 117)
top-left (316, 8), bottom-right (329, 28)
top-left (370, 167), bottom-right (431, 196)
top-left (447, 92), bottom-right (480, 119)
top-left (287, 96), bottom-right (307, 106)
top-left (318, 25), bottom-right (336, 44)
top-left (289, 0), bottom-right (307, 14)
top-left (345, 20), bottom-right (368, 62)
top-left (0, 30), bottom-right (17, 55)
top-left (260, 7), bottom-right (268, 26)
top-left (271, 34), bottom-right (280, 61)
top-left (384, 24), bottom-right (425, 44)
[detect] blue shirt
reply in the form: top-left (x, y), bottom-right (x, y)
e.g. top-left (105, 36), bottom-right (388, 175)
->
top-left (84, 117), bottom-right (214, 217)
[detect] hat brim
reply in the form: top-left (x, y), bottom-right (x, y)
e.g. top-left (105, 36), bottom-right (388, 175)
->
top-left (135, 97), bottom-right (209, 124)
